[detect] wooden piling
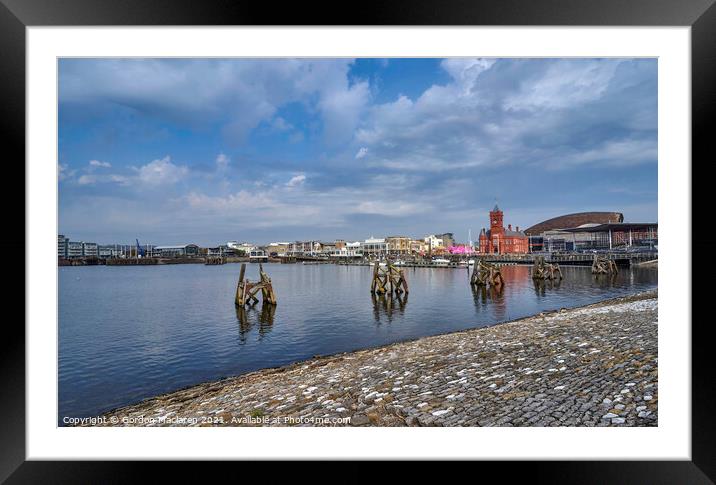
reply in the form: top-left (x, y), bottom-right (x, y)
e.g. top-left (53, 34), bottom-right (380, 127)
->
top-left (532, 256), bottom-right (563, 280)
top-left (235, 262), bottom-right (277, 306)
top-left (370, 262), bottom-right (408, 295)
top-left (592, 255), bottom-right (618, 275)
top-left (470, 259), bottom-right (505, 287)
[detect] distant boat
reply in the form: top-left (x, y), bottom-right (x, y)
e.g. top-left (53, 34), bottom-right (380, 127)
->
top-left (394, 260), bottom-right (406, 266)
top-left (468, 259), bottom-right (476, 265)
top-left (432, 258), bottom-right (450, 266)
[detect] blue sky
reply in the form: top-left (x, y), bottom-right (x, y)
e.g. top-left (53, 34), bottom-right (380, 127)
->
top-left (58, 58), bottom-right (657, 246)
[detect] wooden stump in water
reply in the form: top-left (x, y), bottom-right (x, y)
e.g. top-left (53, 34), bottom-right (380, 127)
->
top-left (470, 259), bottom-right (504, 287)
top-left (235, 263), bottom-right (277, 306)
top-left (532, 256), bottom-right (563, 280)
top-left (591, 255), bottom-right (618, 275)
top-left (370, 261), bottom-right (409, 295)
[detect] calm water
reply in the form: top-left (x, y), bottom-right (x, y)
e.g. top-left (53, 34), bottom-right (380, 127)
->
top-left (59, 263), bottom-right (657, 420)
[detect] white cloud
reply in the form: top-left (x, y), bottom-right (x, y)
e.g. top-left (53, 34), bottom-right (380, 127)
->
top-left (216, 153), bottom-right (229, 169)
top-left (77, 174), bottom-right (96, 185)
top-left (441, 58), bottom-right (495, 92)
top-left (135, 156), bottom-right (188, 185)
top-left (58, 164), bottom-right (75, 181)
top-left (61, 58), bottom-right (370, 144)
top-left (271, 117), bottom-right (292, 132)
top-left (504, 60), bottom-right (622, 111)
top-left (285, 174), bottom-right (306, 187)
top-left (353, 59), bottom-right (655, 174)
top-left (355, 200), bottom-right (428, 217)
top-left (318, 80), bottom-right (370, 144)
top-left (89, 159), bottom-right (111, 168)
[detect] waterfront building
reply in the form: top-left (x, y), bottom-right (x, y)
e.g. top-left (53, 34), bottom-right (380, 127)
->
top-left (82, 242), bottom-right (98, 258)
top-left (58, 235), bottom-right (68, 258)
top-left (362, 237), bottom-right (387, 257)
top-left (98, 246), bottom-right (116, 258)
top-left (346, 241), bottom-right (363, 257)
top-left (227, 241), bottom-right (256, 253)
top-left (329, 241), bottom-right (363, 258)
top-left (153, 244), bottom-right (200, 257)
top-left (67, 241), bottom-right (84, 258)
top-left (319, 241), bottom-right (338, 256)
top-left (289, 240), bottom-right (323, 256)
top-left (559, 223), bottom-right (658, 251)
top-left (478, 205), bottom-right (528, 254)
top-left (266, 242), bottom-right (290, 257)
top-left (410, 238), bottom-right (428, 255)
top-left (523, 212), bottom-right (624, 252)
top-left (436, 233), bottom-right (455, 249)
top-left (249, 249), bottom-right (268, 261)
top-left (386, 236), bottom-right (411, 255)
top-left (424, 235), bottom-right (444, 251)
top-left (206, 245), bottom-right (232, 257)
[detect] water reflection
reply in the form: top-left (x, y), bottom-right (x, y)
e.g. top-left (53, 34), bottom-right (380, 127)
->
top-left (593, 273), bottom-right (619, 289)
top-left (371, 292), bottom-right (408, 324)
top-left (532, 278), bottom-right (562, 297)
top-left (235, 304), bottom-right (276, 343)
top-left (471, 284), bottom-right (506, 320)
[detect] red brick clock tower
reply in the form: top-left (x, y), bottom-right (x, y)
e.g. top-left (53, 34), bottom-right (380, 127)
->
top-left (490, 204), bottom-right (504, 236)
top-left (478, 204), bottom-right (528, 254)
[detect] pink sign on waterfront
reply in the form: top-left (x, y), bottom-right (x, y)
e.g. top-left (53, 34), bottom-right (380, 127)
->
top-left (447, 245), bottom-right (476, 255)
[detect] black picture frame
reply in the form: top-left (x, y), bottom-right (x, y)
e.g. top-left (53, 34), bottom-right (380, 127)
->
top-left (3, 0), bottom-right (712, 480)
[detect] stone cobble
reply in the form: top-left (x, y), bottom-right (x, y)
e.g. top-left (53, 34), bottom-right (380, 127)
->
top-left (87, 291), bottom-right (658, 427)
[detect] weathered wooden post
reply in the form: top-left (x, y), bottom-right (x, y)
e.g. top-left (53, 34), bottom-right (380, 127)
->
top-left (388, 264), bottom-right (394, 294)
top-left (235, 263), bottom-right (277, 306)
top-left (258, 263), bottom-right (277, 305)
top-left (398, 268), bottom-right (409, 294)
top-left (592, 255), bottom-right (618, 275)
top-left (533, 256), bottom-right (563, 280)
top-left (471, 259), bottom-right (504, 287)
top-left (235, 263), bottom-right (247, 306)
top-left (371, 262), bottom-right (379, 293)
top-left (371, 262), bottom-right (408, 295)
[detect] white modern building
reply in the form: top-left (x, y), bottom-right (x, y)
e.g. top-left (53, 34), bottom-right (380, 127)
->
top-left (424, 234), bottom-right (444, 250)
top-left (82, 242), bottom-right (98, 257)
top-left (227, 241), bottom-right (256, 253)
top-left (67, 241), bottom-right (84, 258)
top-left (329, 241), bottom-right (363, 258)
top-left (362, 237), bottom-right (387, 256)
top-left (58, 235), bottom-right (69, 258)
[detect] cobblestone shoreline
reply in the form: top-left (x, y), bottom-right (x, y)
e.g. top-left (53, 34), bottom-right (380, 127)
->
top-left (88, 290), bottom-right (657, 427)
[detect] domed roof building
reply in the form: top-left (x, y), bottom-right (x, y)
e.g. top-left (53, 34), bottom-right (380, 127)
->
top-left (523, 212), bottom-right (624, 236)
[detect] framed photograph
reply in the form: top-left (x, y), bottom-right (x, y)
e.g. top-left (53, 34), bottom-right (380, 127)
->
top-left (5, 0), bottom-right (713, 478)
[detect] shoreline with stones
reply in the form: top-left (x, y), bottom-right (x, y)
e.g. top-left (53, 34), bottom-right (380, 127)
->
top-left (82, 289), bottom-right (658, 427)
